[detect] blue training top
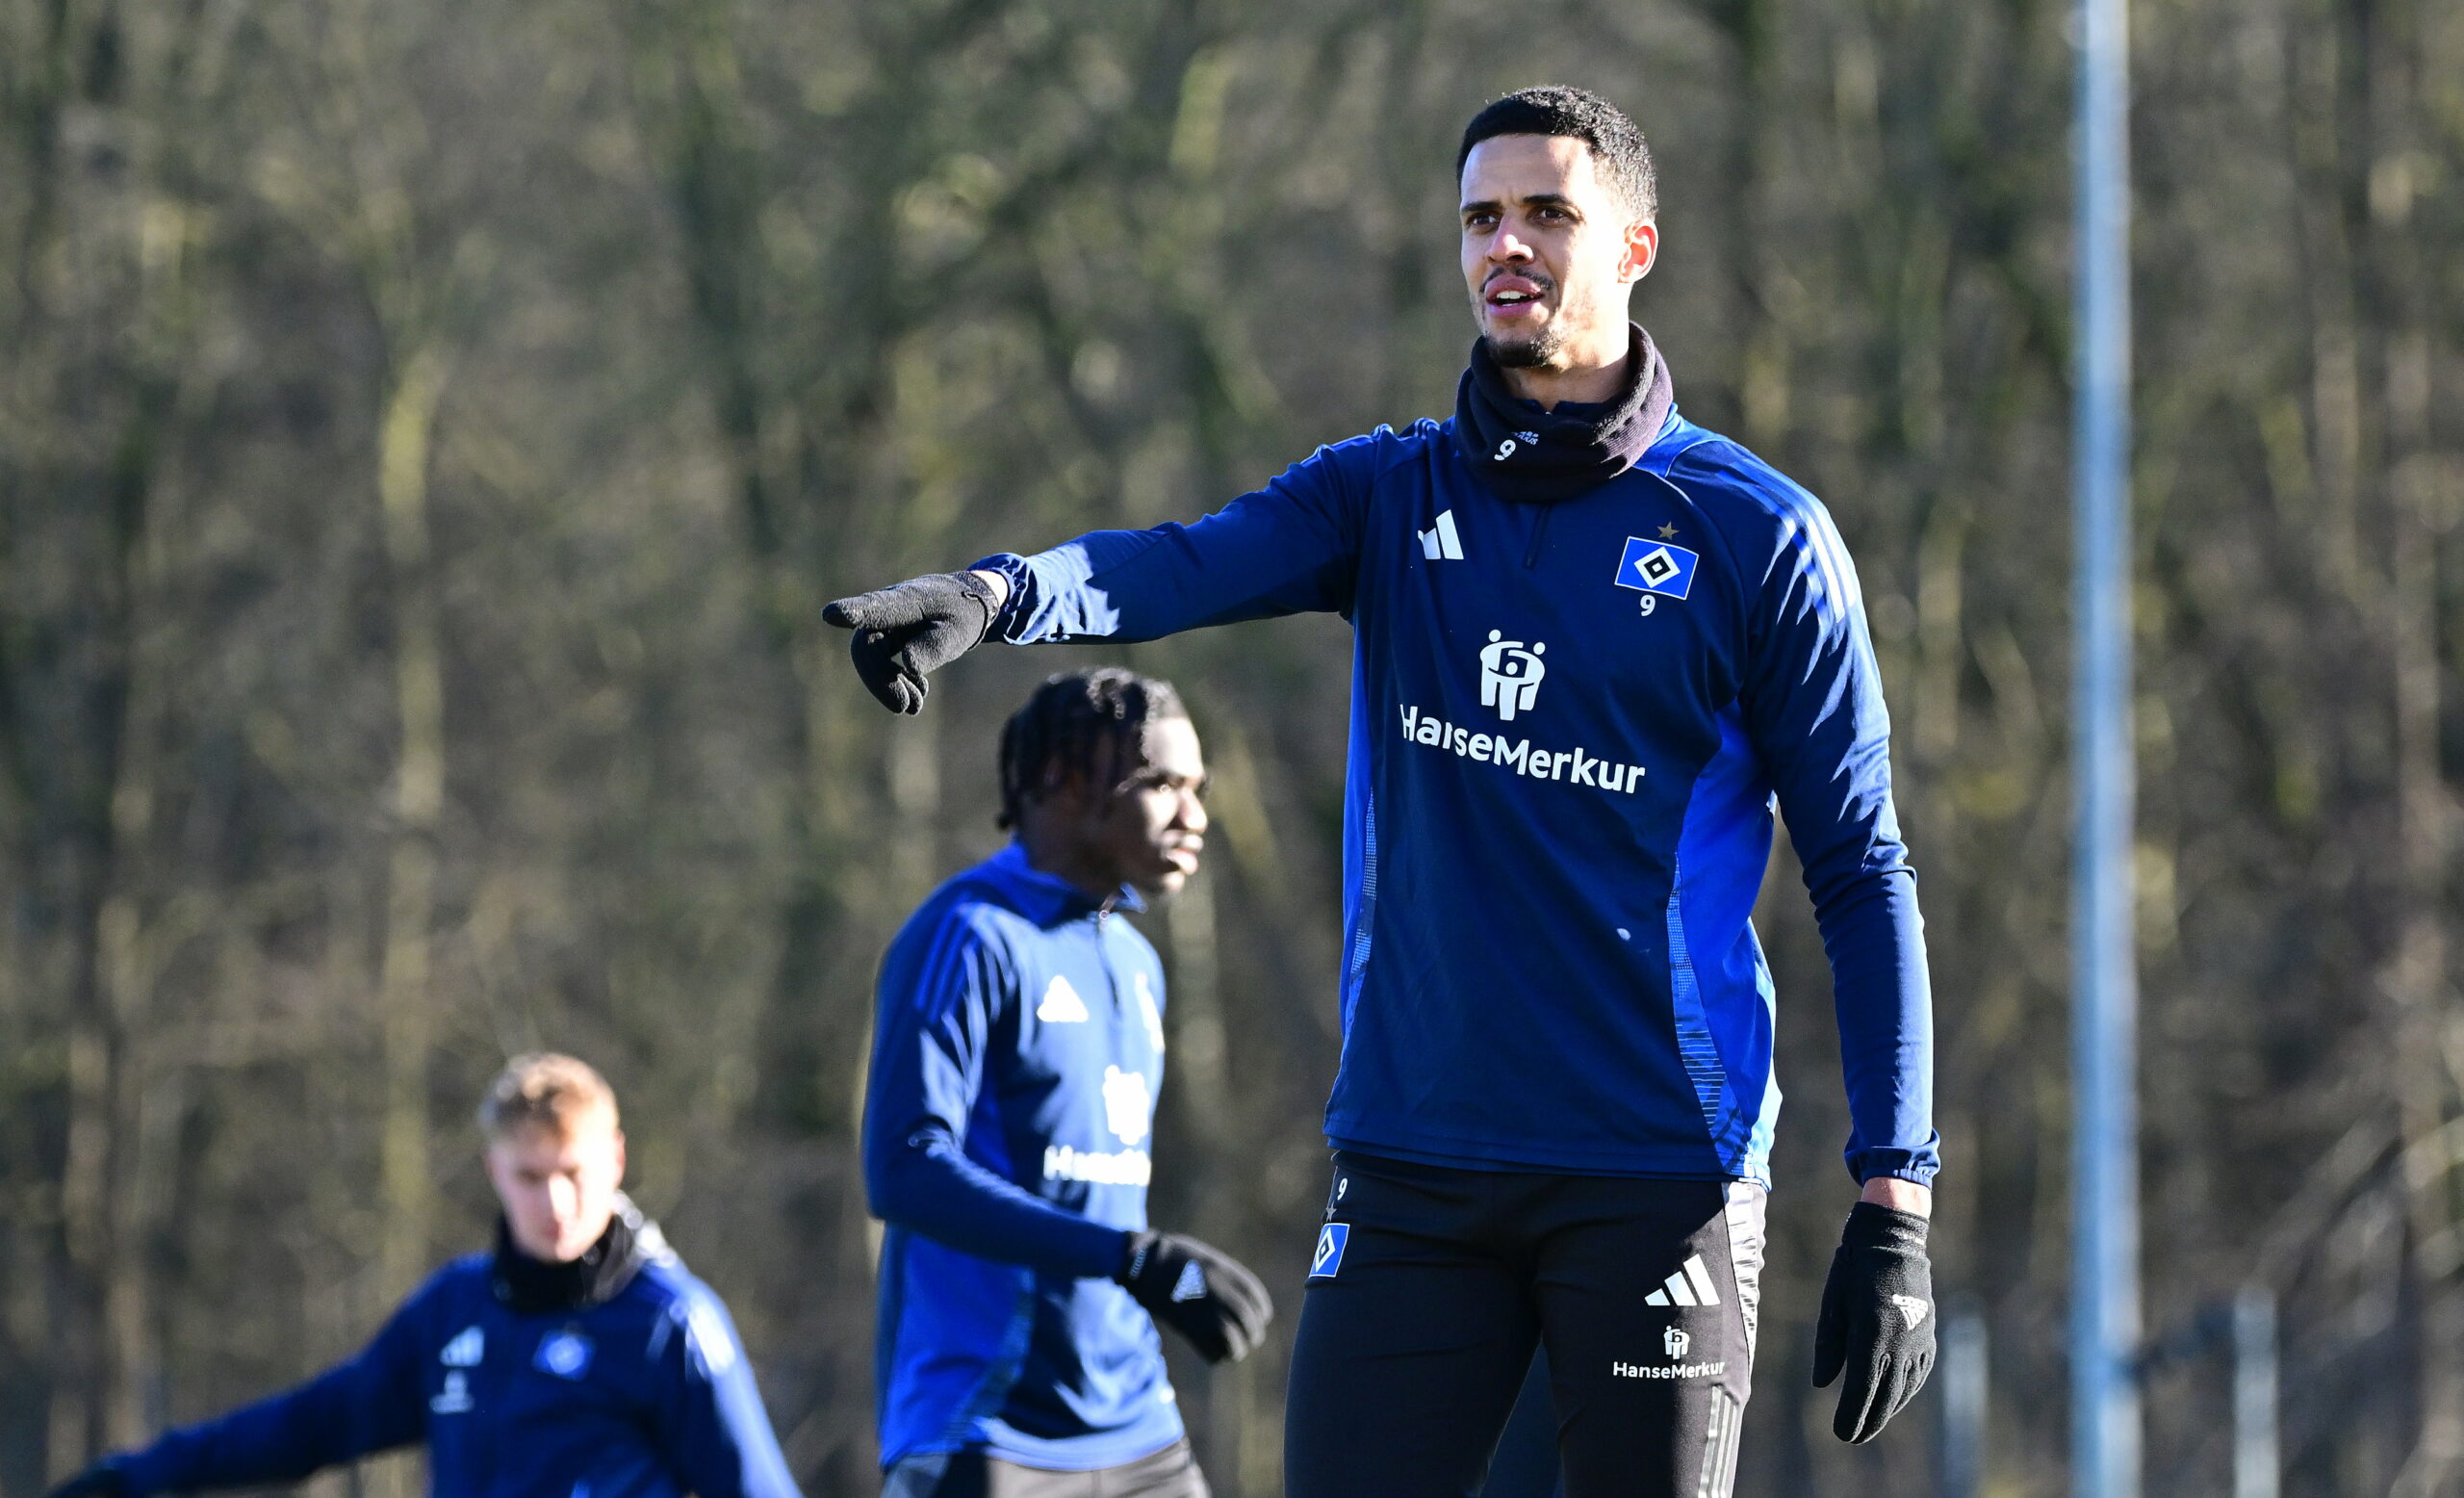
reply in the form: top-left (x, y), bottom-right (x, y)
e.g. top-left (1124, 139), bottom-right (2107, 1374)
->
top-left (108, 1233), bottom-right (799, 1498)
top-left (977, 410), bottom-right (1938, 1190)
top-left (863, 843), bottom-right (1183, 1472)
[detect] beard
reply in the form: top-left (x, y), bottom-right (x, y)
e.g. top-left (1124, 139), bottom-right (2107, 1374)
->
top-left (1477, 267), bottom-right (1569, 368)
top-left (1484, 323), bottom-right (1569, 369)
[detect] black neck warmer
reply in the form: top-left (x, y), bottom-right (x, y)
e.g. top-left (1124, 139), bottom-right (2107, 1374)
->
top-left (490, 1195), bottom-right (664, 1314)
top-left (1452, 323), bottom-right (1675, 504)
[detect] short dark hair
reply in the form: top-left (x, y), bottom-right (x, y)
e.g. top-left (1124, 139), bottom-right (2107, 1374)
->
top-left (997, 668), bottom-right (1189, 830)
top-left (1457, 86), bottom-right (1656, 222)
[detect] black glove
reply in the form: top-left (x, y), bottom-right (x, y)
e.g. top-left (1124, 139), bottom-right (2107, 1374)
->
top-left (45, 1464), bottom-right (130, 1498)
top-left (1117, 1230), bottom-right (1273, 1363)
top-left (1812, 1201), bottom-right (1936, 1443)
top-left (822, 571), bottom-right (1000, 714)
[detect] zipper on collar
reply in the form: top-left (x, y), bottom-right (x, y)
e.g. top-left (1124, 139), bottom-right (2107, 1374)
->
top-left (1092, 897), bottom-right (1124, 1015)
top-left (1522, 504), bottom-right (1553, 569)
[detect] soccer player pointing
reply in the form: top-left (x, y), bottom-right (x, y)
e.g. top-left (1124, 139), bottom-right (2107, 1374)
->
top-left (865, 670), bottom-right (1270, 1498)
top-left (46, 1056), bottom-right (800, 1498)
top-left (830, 88), bottom-right (1936, 1498)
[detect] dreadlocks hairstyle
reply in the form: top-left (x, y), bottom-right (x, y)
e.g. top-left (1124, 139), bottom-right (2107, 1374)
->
top-left (997, 668), bottom-right (1189, 831)
top-left (1457, 86), bottom-right (1657, 223)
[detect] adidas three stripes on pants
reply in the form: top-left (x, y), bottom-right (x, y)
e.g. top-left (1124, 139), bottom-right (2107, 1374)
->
top-left (1283, 1152), bottom-right (1765, 1498)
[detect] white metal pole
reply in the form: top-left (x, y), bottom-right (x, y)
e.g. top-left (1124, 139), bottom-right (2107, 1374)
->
top-left (1941, 1304), bottom-right (1989, 1498)
top-left (2232, 1287), bottom-right (2279, 1498)
top-left (2069, 0), bottom-right (2138, 1490)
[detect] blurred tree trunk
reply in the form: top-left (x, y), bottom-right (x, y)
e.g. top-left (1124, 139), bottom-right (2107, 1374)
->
top-left (626, 0), bottom-right (850, 1098)
top-left (376, 343), bottom-right (449, 1304)
top-left (1695, 0), bottom-right (1784, 445)
top-left (47, 369), bottom-right (157, 1478)
top-left (2371, 0), bottom-right (2459, 1487)
top-left (233, 19), bottom-right (482, 1498)
top-left (4, 0), bottom-right (206, 1473)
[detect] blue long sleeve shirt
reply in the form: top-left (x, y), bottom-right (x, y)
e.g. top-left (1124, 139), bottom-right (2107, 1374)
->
top-left (976, 410), bottom-right (1938, 1189)
top-left (863, 844), bottom-right (1184, 1472)
top-left (110, 1244), bottom-right (800, 1498)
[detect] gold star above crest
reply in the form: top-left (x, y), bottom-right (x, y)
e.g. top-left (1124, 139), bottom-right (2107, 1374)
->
top-left (1657, 522), bottom-right (1679, 540)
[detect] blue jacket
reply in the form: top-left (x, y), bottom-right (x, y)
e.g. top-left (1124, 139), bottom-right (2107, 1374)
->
top-left (110, 1226), bottom-right (799, 1498)
top-left (978, 410), bottom-right (1938, 1189)
top-left (863, 844), bottom-right (1183, 1472)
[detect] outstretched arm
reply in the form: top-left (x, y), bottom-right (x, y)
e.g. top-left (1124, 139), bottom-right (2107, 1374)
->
top-left (827, 433), bottom-right (1386, 711)
top-left (973, 435), bottom-right (1374, 646)
top-left (96, 1281), bottom-right (434, 1494)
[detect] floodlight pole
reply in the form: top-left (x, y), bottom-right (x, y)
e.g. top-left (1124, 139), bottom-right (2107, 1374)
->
top-left (2069, 0), bottom-right (2139, 1491)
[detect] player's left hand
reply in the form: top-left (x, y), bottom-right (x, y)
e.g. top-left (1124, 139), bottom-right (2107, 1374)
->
top-left (44, 1463), bottom-right (131, 1498)
top-left (1117, 1230), bottom-right (1273, 1363)
top-left (1812, 1201), bottom-right (1935, 1443)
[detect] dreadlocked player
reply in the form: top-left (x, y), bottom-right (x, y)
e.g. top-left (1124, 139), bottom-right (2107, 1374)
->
top-left (863, 668), bottom-right (1270, 1498)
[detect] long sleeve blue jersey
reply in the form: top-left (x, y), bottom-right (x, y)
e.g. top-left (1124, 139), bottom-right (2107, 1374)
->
top-left (978, 410), bottom-right (1938, 1190)
top-left (863, 844), bottom-right (1184, 1472)
top-left (109, 1246), bottom-right (799, 1498)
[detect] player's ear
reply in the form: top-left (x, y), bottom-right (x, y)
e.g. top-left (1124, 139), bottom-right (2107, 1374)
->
top-left (1026, 754), bottom-right (1083, 818)
top-left (610, 1128), bottom-right (627, 1183)
top-left (1052, 758), bottom-right (1113, 819)
top-left (1622, 219), bottom-right (1658, 283)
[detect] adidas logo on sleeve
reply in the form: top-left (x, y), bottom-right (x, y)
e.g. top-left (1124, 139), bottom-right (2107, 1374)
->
top-left (1643, 1254), bottom-right (1722, 1307)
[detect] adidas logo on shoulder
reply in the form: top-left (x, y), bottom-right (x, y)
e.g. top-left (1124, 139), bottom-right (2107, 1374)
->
top-left (1643, 1254), bottom-right (1722, 1307)
top-left (1418, 509), bottom-right (1464, 560)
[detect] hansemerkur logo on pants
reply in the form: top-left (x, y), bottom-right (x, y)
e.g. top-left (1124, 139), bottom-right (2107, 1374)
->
top-left (1613, 1325), bottom-right (1729, 1383)
top-left (1612, 1253), bottom-right (1730, 1380)
top-left (1393, 630), bottom-right (1649, 794)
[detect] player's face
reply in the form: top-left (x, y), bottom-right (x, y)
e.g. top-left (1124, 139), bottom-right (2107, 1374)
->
top-left (485, 1114), bottom-right (627, 1264)
top-left (1459, 134), bottom-right (1656, 372)
top-left (1090, 716), bottom-right (1209, 900)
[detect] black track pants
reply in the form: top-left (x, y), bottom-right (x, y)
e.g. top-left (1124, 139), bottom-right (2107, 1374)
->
top-left (1480, 1350), bottom-right (1565, 1498)
top-left (1285, 1152), bottom-right (1765, 1498)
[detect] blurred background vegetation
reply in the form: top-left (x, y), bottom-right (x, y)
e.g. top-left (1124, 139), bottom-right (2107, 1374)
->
top-left (3, 0), bottom-right (2462, 1493)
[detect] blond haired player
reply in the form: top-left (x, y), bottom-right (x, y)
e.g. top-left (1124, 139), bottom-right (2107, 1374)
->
top-left (48, 1055), bottom-right (801, 1498)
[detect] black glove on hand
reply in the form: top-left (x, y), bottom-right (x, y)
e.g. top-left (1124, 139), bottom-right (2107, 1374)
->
top-left (1812, 1201), bottom-right (1936, 1444)
top-left (45, 1464), bottom-right (130, 1498)
top-left (822, 571), bottom-right (1000, 714)
top-left (1117, 1230), bottom-right (1273, 1364)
